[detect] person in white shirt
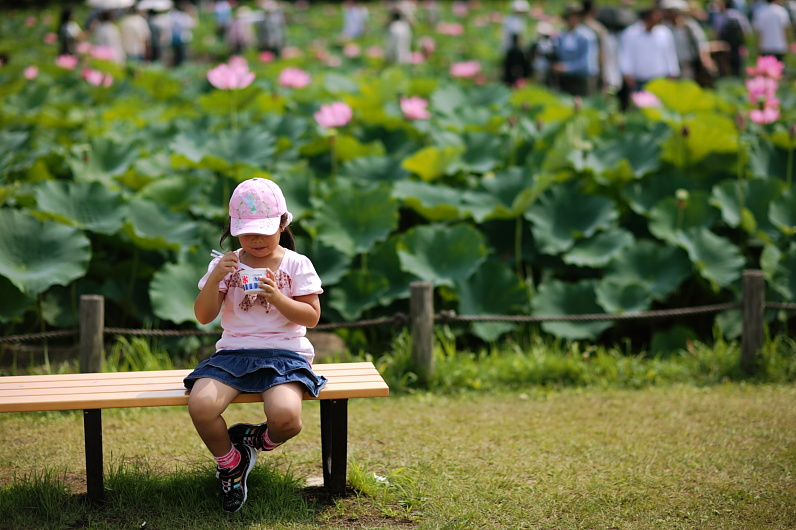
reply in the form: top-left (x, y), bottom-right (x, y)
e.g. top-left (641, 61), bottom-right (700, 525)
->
top-left (503, 0), bottom-right (530, 51)
top-left (385, 9), bottom-right (412, 64)
top-left (752, 0), bottom-right (792, 61)
top-left (619, 7), bottom-right (680, 91)
top-left (661, 0), bottom-right (716, 84)
top-left (342, 0), bottom-right (369, 40)
top-left (93, 10), bottom-right (125, 64)
top-left (119, 7), bottom-right (151, 62)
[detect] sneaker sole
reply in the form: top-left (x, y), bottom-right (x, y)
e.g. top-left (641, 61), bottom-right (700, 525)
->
top-left (226, 445), bottom-right (257, 514)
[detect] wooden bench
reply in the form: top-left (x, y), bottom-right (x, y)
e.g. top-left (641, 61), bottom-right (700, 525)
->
top-left (0, 362), bottom-right (389, 504)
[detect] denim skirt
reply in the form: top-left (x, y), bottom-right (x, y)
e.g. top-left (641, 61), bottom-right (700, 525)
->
top-left (183, 349), bottom-right (327, 397)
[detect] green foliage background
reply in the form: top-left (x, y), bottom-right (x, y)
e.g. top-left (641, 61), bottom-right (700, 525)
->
top-left (1, 2), bottom-right (795, 354)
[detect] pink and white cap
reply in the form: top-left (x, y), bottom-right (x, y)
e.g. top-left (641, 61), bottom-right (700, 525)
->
top-left (229, 178), bottom-right (291, 236)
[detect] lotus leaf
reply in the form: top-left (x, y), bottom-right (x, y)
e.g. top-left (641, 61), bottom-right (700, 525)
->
top-left (678, 227), bottom-right (745, 289)
top-left (622, 170), bottom-right (695, 215)
top-left (563, 229), bottom-right (634, 267)
top-left (458, 258), bottom-right (528, 341)
top-left (199, 84), bottom-right (261, 114)
top-left (461, 167), bottom-right (549, 222)
top-left (586, 122), bottom-right (667, 179)
top-left (138, 175), bottom-right (206, 212)
top-left (150, 254), bottom-right (210, 325)
top-left (401, 145), bottom-right (464, 181)
top-left (368, 237), bottom-right (421, 304)
top-left (34, 180), bottom-right (127, 235)
top-left (763, 243), bottom-right (796, 300)
top-left (661, 113), bottom-right (737, 165)
top-left (0, 131), bottom-right (29, 173)
top-left (430, 83), bottom-right (468, 116)
top-left (328, 269), bottom-right (390, 321)
top-left (459, 132), bottom-right (504, 174)
top-left (646, 78), bottom-right (717, 114)
top-left (334, 133), bottom-right (385, 162)
top-left (394, 180), bottom-right (464, 221)
top-left (170, 127), bottom-right (276, 171)
top-left (68, 136), bottom-right (140, 184)
top-left (746, 139), bottom-right (786, 180)
top-left (604, 240), bottom-right (691, 300)
top-left (770, 188), bottom-right (796, 236)
top-left (311, 182), bottom-right (399, 257)
top-left (295, 236), bottom-right (351, 286)
top-left (531, 279), bottom-right (612, 339)
top-left (0, 209), bottom-right (91, 295)
top-left (276, 171), bottom-right (314, 221)
top-left (0, 275), bottom-right (35, 322)
top-left (650, 325), bottom-right (698, 354)
top-left (711, 178), bottom-right (782, 241)
top-left (595, 280), bottom-right (651, 314)
top-left (324, 72), bottom-right (361, 94)
top-left (7, 83), bottom-right (50, 113)
top-left (648, 190), bottom-right (718, 245)
top-left (525, 184), bottom-right (618, 255)
top-left (124, 199), bottom-right (199, 251)
top-left (340, 155), bottom-right (408, 184)
top-left (397, 224), bottom-right (488, 288)
top-left (132, 70), bottom-right (182, 101)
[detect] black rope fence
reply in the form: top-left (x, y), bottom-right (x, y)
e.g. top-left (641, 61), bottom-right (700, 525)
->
top-left (1, 301), bottom-right (793, 344)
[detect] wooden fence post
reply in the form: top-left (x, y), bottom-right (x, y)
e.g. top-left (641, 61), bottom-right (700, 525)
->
top-left (741, 270), bottom-right (765, 375)
top-left (79, 295), bottom-right (104, 374)
top-left (410, 282), bottom-right (434, 385)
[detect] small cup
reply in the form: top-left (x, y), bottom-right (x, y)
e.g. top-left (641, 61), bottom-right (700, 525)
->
top-left (241, 268), bottom-right (267, 293)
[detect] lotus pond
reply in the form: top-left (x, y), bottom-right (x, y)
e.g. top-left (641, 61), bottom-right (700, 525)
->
top-left (1, 2), bottom-right (795, 355)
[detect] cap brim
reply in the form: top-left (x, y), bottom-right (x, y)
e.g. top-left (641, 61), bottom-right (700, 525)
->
top-left (230, 217), bottom-right (281, 236)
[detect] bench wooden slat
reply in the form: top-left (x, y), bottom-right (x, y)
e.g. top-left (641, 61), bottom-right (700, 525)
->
top-left (0, 362), bottom-right (389, 413)
top-left (0, 362), bottom-right (378, 384)
top-left (0, 380), bottom-right (389, 412)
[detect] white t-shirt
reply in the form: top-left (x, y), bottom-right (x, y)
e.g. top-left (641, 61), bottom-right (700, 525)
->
top-left (119, 14), bottom-right (151, 58)
top-left (619, 22), bottom-right (680, 81)
top-left (753, 3), bottom-right (790, 53)
top-left (199, 248), bottom-right (323, 363)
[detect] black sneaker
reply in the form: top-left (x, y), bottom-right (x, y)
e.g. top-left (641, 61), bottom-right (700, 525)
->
top-left (228, 422), bottom-right (268, 451)
top-left (216, 443), bottom-right (257, 513)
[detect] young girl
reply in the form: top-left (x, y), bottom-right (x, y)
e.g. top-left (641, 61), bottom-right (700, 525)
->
top-left (184, 178), bottom-right (327, 513)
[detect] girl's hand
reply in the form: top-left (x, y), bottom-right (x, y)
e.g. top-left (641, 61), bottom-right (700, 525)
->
top-left (259, 268), bottom-right (281, 303)
top-left (210, 251), bottom-right (238, 283)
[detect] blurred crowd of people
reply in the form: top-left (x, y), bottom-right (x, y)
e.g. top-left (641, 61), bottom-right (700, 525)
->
top-left (499, 0), bottom-right (794, 107)
top-left (52, 0), bottom-right (794, 91)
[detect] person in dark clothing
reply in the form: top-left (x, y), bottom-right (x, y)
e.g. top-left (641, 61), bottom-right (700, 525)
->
top-left (503, 33), bottom-right (531, 86)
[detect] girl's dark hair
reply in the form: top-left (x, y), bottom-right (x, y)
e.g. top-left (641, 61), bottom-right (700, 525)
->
top-left (220, 213), bottom-right (295, 251)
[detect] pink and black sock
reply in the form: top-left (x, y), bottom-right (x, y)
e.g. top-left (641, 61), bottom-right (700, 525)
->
top-left (214, 444), bottom-right (241, 469)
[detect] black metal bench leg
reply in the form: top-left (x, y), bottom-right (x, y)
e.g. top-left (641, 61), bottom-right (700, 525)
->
top-left (83, 409), bottom-right (104, 505)
top-left (320, 399), bottom-right (348, 495)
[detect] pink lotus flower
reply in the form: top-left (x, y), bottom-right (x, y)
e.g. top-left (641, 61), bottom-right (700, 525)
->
top-left (343, 43), bottom-right (361, 58)
top-left (749, 106), bottom-right (780, 124)
top-left (436, 22), bottom-right (464, 35)
top-left (278, 67), bottom-right (311, 89)
top-left (745, 76), bottom-right (778, 105)
top-left (325, 55), bottom-right (342, 67)
top-left (418, 36), bottom-right (435, 57)
top-left (24, 66), bottom-right (39, 80)
top-left (44, 32), bottom-right (57, 44)
top-left (366, 46), bottom-right (384, 59)
top-left (281, 46), bottom-right (303, 59)
top-left (82, 68), bottom-right (113, 87)
top-left (259, 51), bottom-right (275, 63)
top-left (55, 55), bottom-right (78, 70)
top-left (207, 59), bottom-right (255, 90)
top-left (314, 102), bottom-right (353, 128)
top-left (409, 52), bottom-right (425, 64)
top-left (746, 55), bottom-right (783, 79)
top-left (76, 41), bottom-right (92, 55)
top-left (25, 16), bottom-right (37, 27)
top-left (90, 46), bottom-right (118, 62)
top-left (631, 91), bottom-right (662, 108)
top-left (400, 96), bottom-right (431, 120)
top-left (450, 60), bottom-right (481, 78)
top-left (453, 1), bottom-right (469, 16)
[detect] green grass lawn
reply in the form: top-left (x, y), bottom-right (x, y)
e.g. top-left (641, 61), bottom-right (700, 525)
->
top-left (1, 382), bottom-right (794, 529)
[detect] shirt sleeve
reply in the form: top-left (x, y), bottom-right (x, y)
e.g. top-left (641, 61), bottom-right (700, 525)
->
top-left (290, 253), bottom-right (323, 297)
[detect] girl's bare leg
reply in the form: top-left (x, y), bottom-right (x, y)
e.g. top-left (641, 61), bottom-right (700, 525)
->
top-left (188, 378), bottom-right (241, 456)
top-left (260, 382), bottom-right (305, 444)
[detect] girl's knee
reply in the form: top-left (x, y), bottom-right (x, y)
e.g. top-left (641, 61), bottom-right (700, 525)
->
top-left (188, 394), bottom-right (223, 423)
top-left (267, 407), bottom-right (302, 434)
